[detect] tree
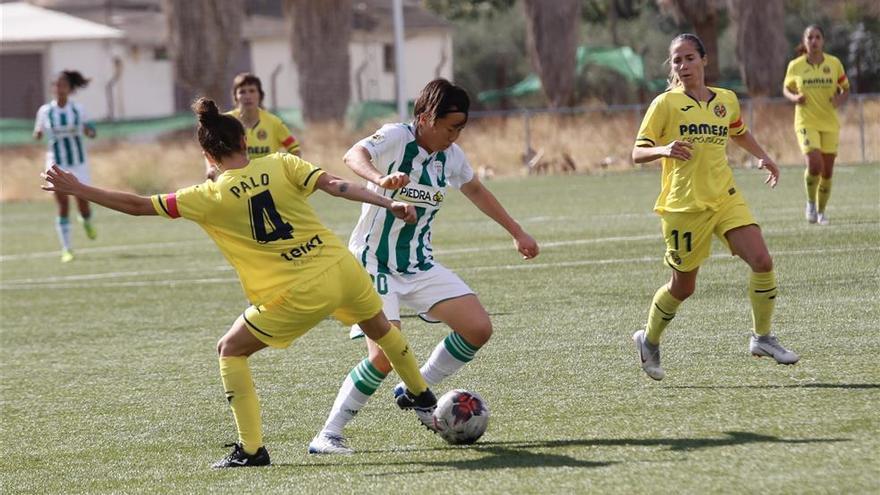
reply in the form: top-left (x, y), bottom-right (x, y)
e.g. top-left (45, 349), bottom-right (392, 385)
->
top-left (163, 0), bottom-right (243, 105)
top-left (657, 0), bottom-right (721, 84)
top-left (522, 0), bottom-right (581, 108)
top-left (727, 0), bottom-right (787, 96)
top-left (284, 0), bottom-right (352, 122)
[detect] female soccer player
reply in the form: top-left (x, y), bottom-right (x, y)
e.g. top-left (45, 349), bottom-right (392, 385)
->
top-left (204, 72), bottom-right (300, 180)
top-left (42, 97), bottom-right (436, 468)
top-left (783, 25), bottom-right (849, 225)
top-left (308, 78), bottom-right (539, 454)
top-left (630, 34), bottom-right (799, 381)
top-left (34, 70), bottom-right (98, 262)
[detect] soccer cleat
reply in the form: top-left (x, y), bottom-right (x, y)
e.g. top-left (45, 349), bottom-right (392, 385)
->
top-left (816, 212), bottom-right (829, 226)
top-left (61, 249), bottom-right (74, 263)
top-left (632, 329), bottom-right (665, 381)
top-left (396, 387), bottom-right (438, 430)
top-left (805, 202), bottom-right (818, 224)
top-left (211, 442), bottom-right (271, 468)
top-left (83, 221), bottom-right (97, 240)
top-left (749, 334), bottom-right (800, 365)
top-left (307, 432), bottom-right (354, 455)
top-left (393, 383), bottom-right (438, 431)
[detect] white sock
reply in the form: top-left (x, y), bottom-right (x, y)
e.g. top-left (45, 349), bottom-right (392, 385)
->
top-left (56, 217), bottom-right (71, 250)
top-left (421, 333), bottom-right (478, 386)
top-left (321, 359), bottom-right (385, 436)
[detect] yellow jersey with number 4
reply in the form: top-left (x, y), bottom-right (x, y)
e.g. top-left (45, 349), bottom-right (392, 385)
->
top-left (636, 87), bottom-right (748, 214)
top-left (784, 53), bottom-right (849, 132)
top-left (150, 153), bottom-right (347, 305)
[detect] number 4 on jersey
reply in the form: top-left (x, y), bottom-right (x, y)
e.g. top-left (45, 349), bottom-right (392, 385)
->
top-left (249, 190), bottom-right (293, 243)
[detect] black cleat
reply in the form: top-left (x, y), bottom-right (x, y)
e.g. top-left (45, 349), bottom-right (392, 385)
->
top-left (396, 388), bottom-right (437, 411)
top-left (211, 442), bottom-right (271, 468)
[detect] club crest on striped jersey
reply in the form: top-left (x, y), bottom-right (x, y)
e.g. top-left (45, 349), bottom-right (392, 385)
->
top-left (369, 131), bottom-right (385, 144)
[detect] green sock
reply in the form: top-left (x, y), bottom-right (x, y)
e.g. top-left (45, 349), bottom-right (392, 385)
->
top-left (749, 271), bottom-right (777, 336)
top-left (817, 177), bottom-right (832, 213)
top-left (645, 285), bottom-right (682, 345)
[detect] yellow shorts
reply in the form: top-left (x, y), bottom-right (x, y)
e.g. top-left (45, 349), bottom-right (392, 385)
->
top-left (660, 191), bottom-right (757, 273)
top-left (242, 254), bottom-right (383, 348)
top-left (796, 127), bottom-right (839, 154)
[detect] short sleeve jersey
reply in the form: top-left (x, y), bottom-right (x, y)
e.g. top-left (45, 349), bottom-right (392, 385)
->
top-left (150, 153), bottom-right (346, 305)
top-left (34, 100), bottom-right (91, 168)
top-left (783, 53), bottom-right (849, 132)
top-left (635, 87), bottom-right (748, 213)
top-left (227, 108), bottom-right (300, 158)
top-left (349, 123), bottom-right (475, 275)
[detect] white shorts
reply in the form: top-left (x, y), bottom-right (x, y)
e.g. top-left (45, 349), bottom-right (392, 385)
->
top-left (46, 161), bottom-right (90, 184)
top-left (349, 262), bottom-right (473, 339)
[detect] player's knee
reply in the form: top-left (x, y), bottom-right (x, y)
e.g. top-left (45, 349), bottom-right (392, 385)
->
top-left (751, 253), bottom-right (773, 273)
top-left (463, 318), bottom-right (493, 347)
top-left (670, 282), bottom-right (696, 301)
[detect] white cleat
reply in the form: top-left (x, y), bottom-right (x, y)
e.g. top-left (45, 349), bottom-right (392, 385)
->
top-left (633, 330), bottom-right (665, 381)
top-left (307, 432), bottom-right (354, 455)
top-left (805, 202), bottom-right (818, 224)
top-left (749, 334), bottom-right (800, 365)
top-left (816, 212), bottom-right (830, 226)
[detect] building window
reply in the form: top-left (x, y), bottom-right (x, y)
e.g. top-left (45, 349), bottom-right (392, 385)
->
top-left (383, 44), bottom-right (394, 73)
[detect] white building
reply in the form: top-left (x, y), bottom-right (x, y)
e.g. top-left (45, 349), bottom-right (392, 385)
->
top-left (0, 0), bottom-right (453, 121)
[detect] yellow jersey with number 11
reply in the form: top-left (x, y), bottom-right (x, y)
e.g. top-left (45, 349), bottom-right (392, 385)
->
top-left (150, 153), bottom-right (347, 305)
top-left (635, 87), bottom-right (748, 214)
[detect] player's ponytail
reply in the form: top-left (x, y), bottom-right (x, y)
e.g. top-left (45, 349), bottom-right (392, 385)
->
top-left (61, 70), bottom-right (90, 91)
top-left (191, 97), bottom-right (245, 161)
top-left (665, 33), bottom-right (706, 91)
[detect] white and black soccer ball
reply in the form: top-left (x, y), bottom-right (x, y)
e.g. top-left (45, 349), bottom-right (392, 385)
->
top-left (432, 389), bottom-right (489, 444)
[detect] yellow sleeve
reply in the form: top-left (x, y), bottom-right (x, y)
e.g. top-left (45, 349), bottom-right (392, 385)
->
top-left (728, 94), bottom-right (748, 137)
top-left (151, 182), bottom-right (217, 222)
top-left (783, 60), bottom-right (798, 91)
top-left (281, 154), bottom-right (324, 195)
top-left (275, 117), bottom-right (300, 154)
top-left (635, 95), bottom-right (667, 147)
top-left (835, 58), bottom-right (850, 92)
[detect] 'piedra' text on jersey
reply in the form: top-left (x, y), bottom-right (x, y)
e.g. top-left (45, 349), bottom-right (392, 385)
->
top-left (349, 123), bottom-right (474, 275)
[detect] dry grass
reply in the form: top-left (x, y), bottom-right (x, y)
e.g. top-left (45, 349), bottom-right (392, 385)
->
top-left (3, 99), bottom-right (877, 202)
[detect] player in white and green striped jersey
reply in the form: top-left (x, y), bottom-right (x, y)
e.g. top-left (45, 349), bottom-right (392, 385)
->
top-left (309, 79), bottom-right (540, 455)
top-left (34, 70), bottom-right (98, 262)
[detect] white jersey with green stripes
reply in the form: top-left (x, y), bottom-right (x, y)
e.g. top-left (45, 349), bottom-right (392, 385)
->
top-left (34, 100), bottom-right (91, 169)
top-left (349, 123), bottom-right (474, 275)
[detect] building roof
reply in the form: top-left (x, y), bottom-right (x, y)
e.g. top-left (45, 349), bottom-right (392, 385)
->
top-left (0, 2), bottom-right (124, 42)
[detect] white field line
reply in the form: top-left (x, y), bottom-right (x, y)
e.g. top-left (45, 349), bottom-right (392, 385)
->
top-left (0, 239), bottom-right (207, 262)
top-left (2, 245), bottom-right (876, 291)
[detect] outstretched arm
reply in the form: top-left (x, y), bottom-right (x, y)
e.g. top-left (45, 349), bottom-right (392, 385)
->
top-left (41, 164), bottom-right (157, 216)
top-left (730, 131), bottom-right (779, 189)
top-left (459, 176), bottom-right (539, 259)
top-left (344, 145), bottom-right (410, 190)
top-left (315, 172), bottom-right (416, 223)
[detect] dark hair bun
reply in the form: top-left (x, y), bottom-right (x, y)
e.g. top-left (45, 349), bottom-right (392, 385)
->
top-left (191, 97), bottom-right (221, 124)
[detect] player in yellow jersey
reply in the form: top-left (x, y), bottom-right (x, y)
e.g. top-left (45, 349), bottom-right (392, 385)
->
top-left (205, 72), bottom-right (301, 180)
top-left (783, 25), bottom-right (849, 225)
top-left (41, 97), bottom-right (437, 468)
top-left (631, 34), bottom-right (799, 381)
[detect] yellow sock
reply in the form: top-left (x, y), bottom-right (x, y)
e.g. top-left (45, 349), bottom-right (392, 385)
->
top-left (645, 285), bottom-right (682, 345)
top-left (374, 325), bottom-right (428, 394)
top-left (817, 177), bottom-right (832, 213)
top-left (749, 271), bottom-right (777, 336)
top-left (219, 356), bottom-right (262, 454)
top-left (804, 170), bottom-right (819, 204)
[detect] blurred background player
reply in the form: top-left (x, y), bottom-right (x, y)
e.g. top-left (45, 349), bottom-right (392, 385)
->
top-left (33, 70), bottom-right (98, 262)
top-left (308, 78), bottom-right (539, 455)
top-left (204, 72), bottom-right (300, 180)
top-left (783, 25), bottom-right (850, 226)
top-left (631, 34), bottom-right (799, 381)
top-left (42, 97), bottom-right (436, 468)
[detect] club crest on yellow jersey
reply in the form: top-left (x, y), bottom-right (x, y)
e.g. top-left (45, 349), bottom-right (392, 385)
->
top-left (713, 104), bottom-right (727, 118)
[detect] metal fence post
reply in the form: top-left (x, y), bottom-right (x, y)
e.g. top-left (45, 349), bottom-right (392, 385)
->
top-left (858, 94), bottom-right (866, 164)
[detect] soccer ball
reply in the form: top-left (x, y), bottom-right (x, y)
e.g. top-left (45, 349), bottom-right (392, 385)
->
top-left (432, 389), bottom-right (489, 444)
